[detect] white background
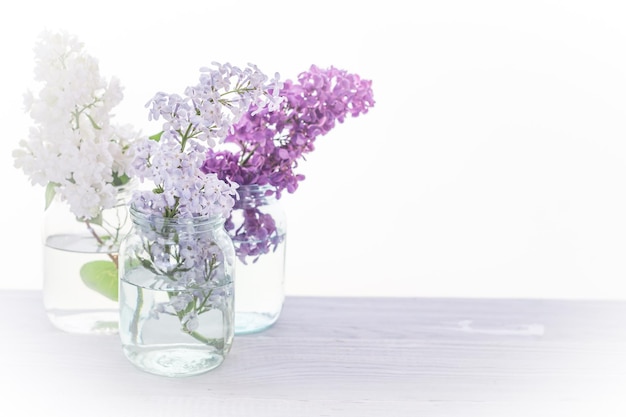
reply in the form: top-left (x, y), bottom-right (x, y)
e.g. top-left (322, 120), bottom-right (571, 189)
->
top-left (1, 0), bottom-right (626, 300)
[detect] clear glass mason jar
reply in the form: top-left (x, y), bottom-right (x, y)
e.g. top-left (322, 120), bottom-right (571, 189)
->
top-left (118, 207), bottom-right (235, 377)
top-left (42, 182), bottom-right (133, 335)
top-left (228, 184), bottom-right (287, 334)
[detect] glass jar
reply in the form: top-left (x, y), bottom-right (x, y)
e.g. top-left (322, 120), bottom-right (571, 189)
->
top-left (228, 184), bottom-right (287, 334)
top-left (118, 207), bottom-right (235, 377)
top-left (42, 182), bottom-right (133, 335)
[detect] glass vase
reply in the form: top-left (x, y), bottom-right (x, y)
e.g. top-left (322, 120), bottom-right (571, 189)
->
top-left (228, 184), bottom-right (287, 335)
top-left (42, 183), bottom-right (133, 335)
top-left (118, 207), bottom-right (235, 377)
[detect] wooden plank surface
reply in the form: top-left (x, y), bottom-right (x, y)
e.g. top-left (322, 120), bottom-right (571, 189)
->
top-left (0, 291), bottom-right (625, 416)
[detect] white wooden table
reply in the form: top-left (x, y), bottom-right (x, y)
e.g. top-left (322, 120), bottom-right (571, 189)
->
top-left (1, 290), bottom-right (625, 416)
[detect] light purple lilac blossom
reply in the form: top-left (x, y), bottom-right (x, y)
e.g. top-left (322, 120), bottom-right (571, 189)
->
top-left (137, 221), bottom-right (229, 333)
top-left (129, 62), bottom-right (283, 220)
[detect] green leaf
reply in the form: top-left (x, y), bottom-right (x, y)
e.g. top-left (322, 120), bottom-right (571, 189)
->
top-left (88, 212), bottom-right (103, 227)
top-left (45, 182), bottom-right (58, 210)
top-left (86, 114), bottom-right (102, 130)
top-left (80, 261), bottom-right (118, 301)
top-left (149, 131), bottom-right (163, 142)
top-left (111, 171), bottom-right (130, 187)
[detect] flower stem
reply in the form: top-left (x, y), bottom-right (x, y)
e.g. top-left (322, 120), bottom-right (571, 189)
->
top-left (84, 220), bottom-right (118, 267)
top-left (185, 329), bottom-right (213, 344)
top-left (130, 287), bottom-right (144, 343)
top-left (179, 123), bottom-right (194, 151)
top-left (239, 144), bottom-right (259, 166)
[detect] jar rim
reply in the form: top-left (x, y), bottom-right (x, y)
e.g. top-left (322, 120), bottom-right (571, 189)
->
top-left (235, 183), bottom-right (277, 201)
top-left (129, 205), bottom-right (226, 227)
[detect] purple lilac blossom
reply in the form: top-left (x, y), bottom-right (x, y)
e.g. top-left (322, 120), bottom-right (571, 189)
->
top-left (201, 64), bottom-right (375, 198)
top-left (225, 205), bottom-right (283, 264)
top-left (201, 65), bottom-right (374, 262)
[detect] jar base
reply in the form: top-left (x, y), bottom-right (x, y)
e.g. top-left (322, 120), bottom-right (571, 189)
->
top-left (235, 311), bottom-right (279, 335)
top-left (122, 345), bottom-right (225, 377)
top-left (46, 309), bottom-right (118, 335)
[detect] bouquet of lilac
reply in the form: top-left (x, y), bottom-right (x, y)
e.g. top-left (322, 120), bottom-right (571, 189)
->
top-left (122, 62), bottom-right (283, 334)
top-left (202, 65), bottom-right (375, 261)
top-left (13, 30), bottom-right (140, 306)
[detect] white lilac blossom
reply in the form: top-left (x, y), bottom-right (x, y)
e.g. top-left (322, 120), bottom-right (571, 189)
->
top-left (13, 30), bottom-right (139, 220)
